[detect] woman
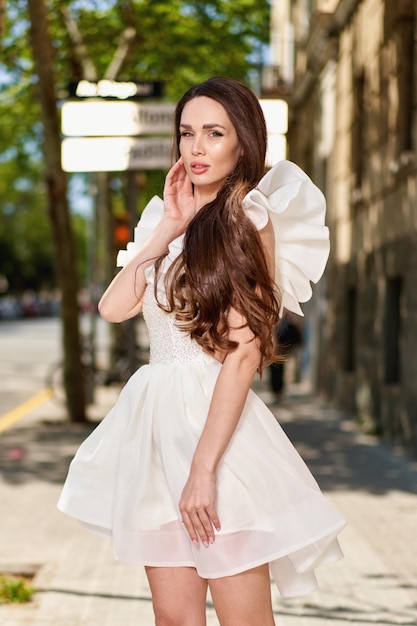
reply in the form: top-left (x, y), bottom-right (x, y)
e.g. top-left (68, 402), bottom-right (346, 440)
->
top-left (58, 77), bottom-right (345, 626)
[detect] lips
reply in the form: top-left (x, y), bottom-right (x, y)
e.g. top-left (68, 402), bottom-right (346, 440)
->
top-left (190, 161), bottom-right (210, 174)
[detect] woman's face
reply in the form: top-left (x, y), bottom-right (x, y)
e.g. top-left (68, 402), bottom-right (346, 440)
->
top-left (179, 96), bottom-right (243, 201)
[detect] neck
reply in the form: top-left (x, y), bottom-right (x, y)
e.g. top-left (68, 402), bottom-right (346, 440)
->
top-left (194, 185), bottom-right (221, 211)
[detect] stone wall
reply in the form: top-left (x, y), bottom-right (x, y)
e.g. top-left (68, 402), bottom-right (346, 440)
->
top-left (286, 0), bottom-right (417, 450)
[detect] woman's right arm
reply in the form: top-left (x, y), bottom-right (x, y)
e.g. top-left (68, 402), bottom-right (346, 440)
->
top-left (98, 158), bottom-right (195, 323)
top-left (98, 219), bottom-right (181, 322)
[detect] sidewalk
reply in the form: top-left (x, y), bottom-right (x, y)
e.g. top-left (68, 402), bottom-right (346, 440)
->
top-left (0, 380), bottom-right (416, 626)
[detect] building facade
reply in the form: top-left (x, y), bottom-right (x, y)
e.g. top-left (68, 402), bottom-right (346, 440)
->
top-left (267, 0), bottom-right (417, 450)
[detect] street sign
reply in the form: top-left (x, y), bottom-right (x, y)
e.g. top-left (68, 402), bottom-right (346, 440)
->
top-left (61, 136), bottom-right (172, 172)
top-left (259, 99), bottom-right (288, 135)
top-left (259, 99), bottom-right (288, 166)
top-left (266, 134), bottom-right (287, 167)
top-left (68, 80), bottom-right (163, 100)
top-left (61, 101), bottom-right (176, 137)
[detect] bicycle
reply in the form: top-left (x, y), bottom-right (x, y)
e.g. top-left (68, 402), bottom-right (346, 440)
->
top-left (46, 333), bottom-right (149, 405)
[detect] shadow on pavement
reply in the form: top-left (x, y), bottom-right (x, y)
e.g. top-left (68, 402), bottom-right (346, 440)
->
top-left (0, 420), bottom-right (97, 485)
top-left (35, 586), bottom-right (152, 603)
top-left (277, 391), bottom-right (417, 496)
top-left (1, 386), bottom-right (417, 499)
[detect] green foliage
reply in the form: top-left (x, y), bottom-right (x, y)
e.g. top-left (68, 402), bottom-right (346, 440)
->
top-left (45, 0), bottom-right (270, 100)
top-left (0, 0), bottom-right (270, 293)
top-left (0, 154), bottom-right (56, 292)
top-left (0, 575), bottom-right (35, 604)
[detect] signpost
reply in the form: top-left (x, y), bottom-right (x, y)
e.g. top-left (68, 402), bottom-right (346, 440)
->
top-left (61, 80), bottom-right (171, 385)
top-left (62, 136), bottom-right (172, 172)
top-left (61, 101), bottom-right (175, 138)
top-left (259, 99), bottom-right (288, 166)
top-left (61, 101), bottom-right (174, 171)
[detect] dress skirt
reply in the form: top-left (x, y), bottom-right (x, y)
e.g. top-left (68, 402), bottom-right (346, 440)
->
top-left (58, 346), bottom-right (345, 598)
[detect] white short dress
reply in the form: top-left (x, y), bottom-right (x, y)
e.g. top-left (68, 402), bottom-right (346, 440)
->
top-left (58, 161), bottom-right (346, 598)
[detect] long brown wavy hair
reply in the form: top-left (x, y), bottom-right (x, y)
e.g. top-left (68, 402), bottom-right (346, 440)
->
top-left (155, 77), bottom-right (281, 372)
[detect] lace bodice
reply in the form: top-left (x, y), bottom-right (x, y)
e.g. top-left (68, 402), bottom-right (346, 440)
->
top-left (142, 283), bottom-right (218, 366)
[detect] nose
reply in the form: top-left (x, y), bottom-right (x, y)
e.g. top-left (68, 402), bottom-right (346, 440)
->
top-left (191, 135), bottom-right (204, 155)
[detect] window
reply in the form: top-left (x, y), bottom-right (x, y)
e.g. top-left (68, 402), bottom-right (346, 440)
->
top-left (344, 287), bottom-right (356, 372)
top-left (384, 277), bottom-right (402, 384)
top-left (397, 14), bottom-right (415, 155)
top-left (351, 69), bottom-right (365, 189)
top-left (385, 3), bottom-right (416, 163)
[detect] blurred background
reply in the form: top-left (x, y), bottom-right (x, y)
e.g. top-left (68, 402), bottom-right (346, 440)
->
top-left (0, 0), bottom-right (416, 454)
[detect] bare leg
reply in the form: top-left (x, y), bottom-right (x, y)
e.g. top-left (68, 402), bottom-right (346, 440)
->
top-left (145, 566), bottom-right (208, 626)
top-left (208, 564), bottom-right (276, 626)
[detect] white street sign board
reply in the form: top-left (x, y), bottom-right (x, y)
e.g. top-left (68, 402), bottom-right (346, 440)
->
top-left (61, 136), bottom-right (172, 172)
top-left (61, 101), bottom-right (175, 137)
top-left (266, 134), bottom-right (287, 168)
top-left (259, 99), bottom-right (288, 135)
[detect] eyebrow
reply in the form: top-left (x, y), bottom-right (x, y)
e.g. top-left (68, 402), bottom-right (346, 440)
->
top-left (180, 123), bottom-right (227, 130)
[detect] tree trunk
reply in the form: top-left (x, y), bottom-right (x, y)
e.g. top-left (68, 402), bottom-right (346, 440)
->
top-left (0, 0), bottom-right (6, 51)
top-left (27, 0), bottom-right (86, 422)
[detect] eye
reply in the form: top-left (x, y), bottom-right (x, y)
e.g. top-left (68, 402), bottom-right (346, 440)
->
top-left (179, 131), bottom-right (193, 138)
top-left (209, 130), bottom-right (224, 138)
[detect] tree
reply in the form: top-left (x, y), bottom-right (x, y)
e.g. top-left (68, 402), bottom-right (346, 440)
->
top-left (27, 0), bottom-right (87, 422)
top-left (1, 0), bottom-right (270, 418)
top-left (47, 0), bottom-right (269, 102)
top-left (0, 171), bottom-right (56, 292)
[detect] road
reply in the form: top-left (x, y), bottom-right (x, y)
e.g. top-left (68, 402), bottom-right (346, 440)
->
top-left (0, 315), bottom-right (116, 419)
top-left (0, 318), bottom-right (62, 416)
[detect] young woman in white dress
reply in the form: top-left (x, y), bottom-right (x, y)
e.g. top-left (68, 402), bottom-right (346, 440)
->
top-left (58, 76), bottom-right (345, 626)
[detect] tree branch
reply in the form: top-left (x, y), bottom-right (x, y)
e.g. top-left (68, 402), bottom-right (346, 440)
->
top-left (104, 26), bottom-right (136, 80)
top-left (60, 5), bottom-right (97, 81)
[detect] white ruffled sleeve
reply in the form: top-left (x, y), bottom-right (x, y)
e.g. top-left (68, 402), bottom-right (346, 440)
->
top-left (116, 196), bottom-right (164, 268)
top-left (243, 160), bottom-right (330, 316)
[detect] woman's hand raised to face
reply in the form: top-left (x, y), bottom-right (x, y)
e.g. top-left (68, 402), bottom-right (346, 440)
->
top-left (163, 157), bottom-right (196, 234)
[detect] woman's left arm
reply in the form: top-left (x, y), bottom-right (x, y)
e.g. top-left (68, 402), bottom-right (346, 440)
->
top-left (179, 217), bottom-right (275, 547)
top-left (179, 312), bottom-right (261, 547)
